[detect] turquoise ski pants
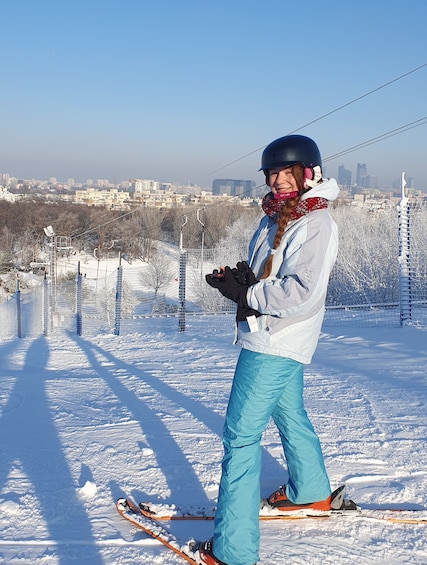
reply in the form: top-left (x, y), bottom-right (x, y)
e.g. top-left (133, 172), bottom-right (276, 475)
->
top-left (212, 348), bottom-right (331, 565)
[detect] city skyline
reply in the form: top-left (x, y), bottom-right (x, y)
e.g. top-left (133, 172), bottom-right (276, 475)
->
top-left (1, 1), bottom-right (426, 190)
top-left (1, 159), bottom-right (415, 193)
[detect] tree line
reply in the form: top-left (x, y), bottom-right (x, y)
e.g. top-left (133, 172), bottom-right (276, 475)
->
top-left (0, 199), bottom-right (261, 273)
top-left (1, 198), bottom-right (426, 310)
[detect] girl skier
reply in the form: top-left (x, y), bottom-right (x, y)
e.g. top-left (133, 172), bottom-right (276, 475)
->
top-left (198, 134), bottom-right (340, 565)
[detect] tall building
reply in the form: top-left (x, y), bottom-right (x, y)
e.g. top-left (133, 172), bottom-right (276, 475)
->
top-left (356, 163), bottom-right (367, 188)
top-left (129, 179), bottom-right (159, 195)
top-left (212, 179), bottom-right (255, 198)
top-left (365, 175), bottom-right (379, 189)
top-left (338, 165), bottom-right (352, 188)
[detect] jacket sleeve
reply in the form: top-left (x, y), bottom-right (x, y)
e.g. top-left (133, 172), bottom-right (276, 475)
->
top-left (246, 212), bottom-right (337, 320)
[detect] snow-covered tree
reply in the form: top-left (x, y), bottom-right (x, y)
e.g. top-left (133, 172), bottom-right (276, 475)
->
top-left (329, 205), bottom-right (399, 305)
top-left (139, 252), bottom-right (176, 297)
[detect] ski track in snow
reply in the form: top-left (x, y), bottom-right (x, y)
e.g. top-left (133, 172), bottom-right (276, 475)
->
top-left (0, 319), bottom-right (426, 564)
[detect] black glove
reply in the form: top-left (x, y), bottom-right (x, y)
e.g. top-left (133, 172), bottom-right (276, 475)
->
top-left (230, 261), bottom-right (261, 320)
top-left (206, 266), bottom-right (247, 302)
top-left (206, 265), bottom-right (261, 322)
top-left (231, 261), bottom-right (258, 286)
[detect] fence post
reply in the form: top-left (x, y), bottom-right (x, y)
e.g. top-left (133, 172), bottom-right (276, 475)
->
top-left (76, 261), bottom-right (83, 336)
top-left (178, 250), bottom-right (187, 332)
top-left (42, 273), bottom-right (50, 336)
top-left (16, 276), bottom-right (22, 338)
top-left (177, 215), bottom-right (188, 332)
top-left (398, 172), bottom-right (412, 326)
top-left (114, 254), bottom-right (123, 336)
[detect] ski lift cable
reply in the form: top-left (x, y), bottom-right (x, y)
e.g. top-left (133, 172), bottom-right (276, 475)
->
top-left (69, 114), bottom-right (427, 243)
top-left (324, 116), bottom-right (427, 162)
top-left (197, 116), bottom-right (427, 207)
top-left (204, 62), bottom-right (427, 178)
top-left (70, 208), bottom-right (137, 240)
top-left (70, 64), bottom-right (427, 242)
top-left (203, 116), bottom-right (427, 199)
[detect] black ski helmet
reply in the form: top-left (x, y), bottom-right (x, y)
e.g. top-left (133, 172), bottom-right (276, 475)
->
top-left (260, 134), bottom-right (322, 173)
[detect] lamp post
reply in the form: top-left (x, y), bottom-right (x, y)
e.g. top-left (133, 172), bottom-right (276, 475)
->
top-left (44, 225), bottom-right (57, 327)
top-left (197, 208), bottom-right (205, 278)
top-left (43, 225), bottom-right (56, 289)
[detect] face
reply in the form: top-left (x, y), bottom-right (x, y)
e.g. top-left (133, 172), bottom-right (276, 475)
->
top-left (267, 167), bottom-right (298, 196)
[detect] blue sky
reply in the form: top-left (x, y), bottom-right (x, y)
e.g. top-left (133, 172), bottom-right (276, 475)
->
top-left (1, 0), bottom-right (426, 190)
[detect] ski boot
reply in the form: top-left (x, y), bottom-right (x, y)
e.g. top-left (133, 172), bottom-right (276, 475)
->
top-left (267, 485), bottom-right (349, 511)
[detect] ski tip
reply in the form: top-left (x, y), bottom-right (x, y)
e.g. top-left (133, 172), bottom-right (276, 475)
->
top-left (116, 498), bottom-right (137, 512)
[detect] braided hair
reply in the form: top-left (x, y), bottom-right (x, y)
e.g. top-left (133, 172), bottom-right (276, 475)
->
top-left (260, 164), bottom-right (305, 279)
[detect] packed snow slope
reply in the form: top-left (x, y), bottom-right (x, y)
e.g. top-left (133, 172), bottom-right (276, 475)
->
top-left (0, 317), bottom-right (426, 564)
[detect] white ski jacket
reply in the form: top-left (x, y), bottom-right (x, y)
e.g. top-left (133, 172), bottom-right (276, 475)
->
top-left (238, 178), bottom-right (340, 364)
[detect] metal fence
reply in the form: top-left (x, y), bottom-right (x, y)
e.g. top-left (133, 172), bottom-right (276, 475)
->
top-left (0, 199), bottom-right (426, 339)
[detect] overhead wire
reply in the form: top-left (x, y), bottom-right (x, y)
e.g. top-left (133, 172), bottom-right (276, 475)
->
top-left (71, 208), bottom-right (136, 240)
top-left (199, 114), bottom-right (427, 204)
top-left (323, 116), bottom-right (427, 162)
top-left (70, 63), bottom-right (427, 242)
top-left (205, 63), bottom-right (427, 177)
top-left (71, 114), bottom-right (427, 242)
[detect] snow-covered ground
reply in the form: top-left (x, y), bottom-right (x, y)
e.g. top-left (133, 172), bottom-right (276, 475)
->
top-left (0, 314), bottom-right (426, 564)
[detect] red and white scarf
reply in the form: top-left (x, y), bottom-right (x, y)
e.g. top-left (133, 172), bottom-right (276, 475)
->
top-left (261, 191), bottom-right (329, 221)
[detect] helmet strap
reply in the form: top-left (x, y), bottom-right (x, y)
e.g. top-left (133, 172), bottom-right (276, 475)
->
top-left (274, 191), bottom-right (299, 200)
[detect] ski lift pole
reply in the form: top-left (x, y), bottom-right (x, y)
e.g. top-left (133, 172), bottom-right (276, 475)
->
top-left (397, 172), bottom-right (412, 326)
top-left (178, 216), bottom-right (188, 332)
top-left (16, 276), bottom-right (22, 338)
top-left (76, 261), bottom-right (83, 336)
top-left (114, 253), bottom-right (123, 336)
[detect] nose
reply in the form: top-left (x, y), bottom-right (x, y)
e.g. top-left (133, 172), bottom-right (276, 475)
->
top-left (274, 170), bottom-right (290, 185)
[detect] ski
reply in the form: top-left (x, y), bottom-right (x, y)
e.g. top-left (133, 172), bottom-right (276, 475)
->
top-left (116, 492), bottom-right (427, 564)
top-left (139, 502), bottom-right (427, 524)
top-left (116, 497), bottom-right (200, 564)
top-left (137, 485), bottom-right (354, 522)
top-left (115, 495), bottom-right (362, 565)
top-left (137, 485), bottom-right (427, 525)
